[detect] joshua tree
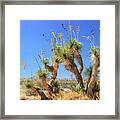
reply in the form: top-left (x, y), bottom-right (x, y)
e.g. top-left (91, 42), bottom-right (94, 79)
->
top-left (42, 57), bottom-right (59, 81)
top-left (44, 22), bottom-right (84, 88)
top-left (55, 39), bottom-right (84, 88)
top-left (60, 22), bottom-right (84, 87)
top-left (87, 47), bottom-right (100, 97)
top-left (81, 29), bottom-right (100, 98)
top-left (37, 48), bottom-right (61, 91)
top-left (69, 39), bottom-right (83, 74)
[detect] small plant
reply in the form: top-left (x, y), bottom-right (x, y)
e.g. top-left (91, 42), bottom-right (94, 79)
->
top-left (94, 80), bottom-right (100, 92)
top-left (71, 83), bottom-right (82, 93)
top-left (24, 80), bottom-right (34, 89)
top-left (50, 79), bottom-right (61, 93)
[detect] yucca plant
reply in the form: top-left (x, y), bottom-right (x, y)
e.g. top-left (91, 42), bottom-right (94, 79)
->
top-left (64, 39), bottom-right (83, 74)
top-left (59, 39), bottom-right (84, 88)
top-left (71, 82), bottom-right (84, 93)
top-left (22, 79), bottom-right (34, 89)
top-left (50, 39), bottom-right (84, 88)
top-left (50, 79), bottom-right (61, 93)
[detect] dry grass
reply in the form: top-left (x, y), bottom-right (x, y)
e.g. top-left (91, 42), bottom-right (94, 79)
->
top-left (20, 89), bottom-right (100, 100)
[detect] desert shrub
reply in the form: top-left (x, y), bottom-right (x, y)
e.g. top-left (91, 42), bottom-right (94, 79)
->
top-left (71, 83), bottom-right (83, 93)
top-left (21, 80), bottom-right (32, 89)
top-left (24, 80), bottom-right (34, 89)
top-left (94, 80), bottom-right (100, 92)
top-left (21, 80), bottom-right (43, 96)
top-left (50, 79), bottom-right (61, 93)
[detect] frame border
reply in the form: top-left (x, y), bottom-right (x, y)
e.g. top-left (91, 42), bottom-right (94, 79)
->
top-left (0, 0), bottom-right (119, 119)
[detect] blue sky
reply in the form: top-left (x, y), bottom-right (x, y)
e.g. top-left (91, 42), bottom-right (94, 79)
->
top-left (20, 20), bottom-right (100, 80)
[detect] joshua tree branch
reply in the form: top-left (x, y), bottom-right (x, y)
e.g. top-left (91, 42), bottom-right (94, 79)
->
top-left (87, 57), bottom-right (100, 98)
top-left (44, 64), bottom-right (54, 72)
top-left (44, 63), bottom-right (59, 80)
top-left (74, 50), bottom-right (83, 74)
top-left (63, 59), bottom-right (84, 88)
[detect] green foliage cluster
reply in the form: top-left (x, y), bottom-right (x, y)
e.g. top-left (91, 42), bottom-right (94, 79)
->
top-left (52, 39), bottom-right (82, 62)
top-left (50, 79), bottom-right (61, 93)
top-left (68, 39), bottom-right (82, 50)
top-left (90, 47), bottom-right (100, 58)
top-left (36, 69), bottom-right (50, 78)
top-left (94, 80), bottom-right (100, 92)
top-left (71, 83), bottom-right (82, 93)
top-left (71, 80), bottom-right (100, 93)
top-left (21, 80), bottom-right (34, 89)
top-left (21, 80), bottom-right (42, 96)
top-left (25, 80), bottom-right (34, 89)
top-left (42, 58), bottom-right (49, 65)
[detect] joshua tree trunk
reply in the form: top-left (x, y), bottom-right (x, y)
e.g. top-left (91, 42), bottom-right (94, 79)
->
top-left (52, 63), bottom-right (59, 79)
top-left (39, 78), bottom-right (53, 92)
top-left (86, 68), bottom-right (92, 92)
top-left (86, 76), bottom-right (91, 92)
top-left (74, 50), bottom-right (83, 74)
top-left (44, 63), bottom-right (59, 80)
top-left (87, 57), bottom-right (100, 97)
top-left (32, 87), bottom-right (51, 100)
top-left (63, 59), bottom-right (84, 88)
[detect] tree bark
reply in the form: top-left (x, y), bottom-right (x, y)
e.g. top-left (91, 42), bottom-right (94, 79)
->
top-left (86, 76), bottom-right (91, 92)
top-left (39, 78), bottom-right (53, 92)
top-left (44, 64), bottom-right (54, 72)
top-left (32, 87), bottom-right (51, 100)
top-left (74, 50), bottom-right (83, 74)
top-left (87, 57), bottom-right (100, 97)
top-left (44, 63), bottom-right (59, 80)
top-left (63, 59), bottom-right (84, 88)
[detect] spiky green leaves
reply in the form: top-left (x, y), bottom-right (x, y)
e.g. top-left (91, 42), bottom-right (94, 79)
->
top-left (37, 69), bottom-right (49, 79)
top-left (94, 80), bottom-right (100, 92)
top-left (51, 39), bottom-right (82, 62)
top-left (68, 39), bottom-right (82, 50)
top-left (90, 47), bottom-right (100, 59)
top-left (24, 80), bottom-right (34, 89)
